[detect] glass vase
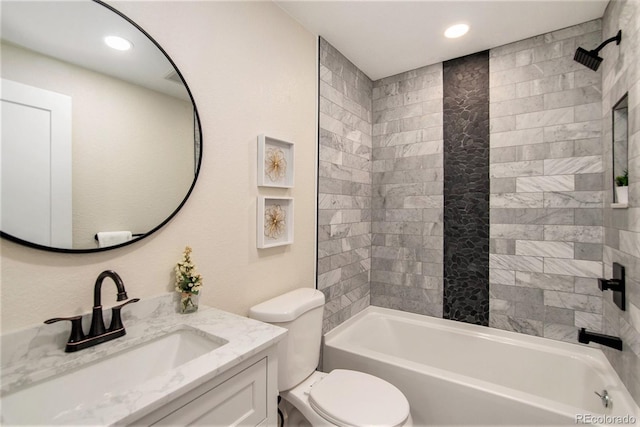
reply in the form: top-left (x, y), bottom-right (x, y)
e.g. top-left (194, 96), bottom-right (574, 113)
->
top-left (180, 291), bottom-right (199, 314)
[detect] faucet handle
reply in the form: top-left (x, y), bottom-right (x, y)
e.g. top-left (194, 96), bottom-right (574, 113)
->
top-left (108, 298), bottom-right (140, 331)
top-left (44, 315), bottom-right (85, 344)
top-left (598, 278), bottom-right (608, 291)
top-left (598, 278), bottom-right (621, 291)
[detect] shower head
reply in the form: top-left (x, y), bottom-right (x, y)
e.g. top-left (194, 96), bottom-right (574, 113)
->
top-left (574, 47), bottom-right (603, 71)
top-left (574, 30), bottom-right (622, 71)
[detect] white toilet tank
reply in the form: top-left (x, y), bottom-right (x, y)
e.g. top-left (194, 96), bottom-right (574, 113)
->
top-left (249, 288), bottom-right (325, 391)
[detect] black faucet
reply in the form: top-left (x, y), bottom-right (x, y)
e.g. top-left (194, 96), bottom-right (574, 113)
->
top-left (578, 328), bottom-right (623, 351)
top-left (89, 270), bottom-right (129, 336)
top-left (45, 270), bottom-right (139, 352)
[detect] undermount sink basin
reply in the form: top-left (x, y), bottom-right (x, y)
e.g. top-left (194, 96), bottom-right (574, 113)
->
top-left (1, 327), bottom-right (227, 425)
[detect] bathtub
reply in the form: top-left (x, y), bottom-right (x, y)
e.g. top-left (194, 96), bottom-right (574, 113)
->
top-left (323, 307), bottom-right (639, 426)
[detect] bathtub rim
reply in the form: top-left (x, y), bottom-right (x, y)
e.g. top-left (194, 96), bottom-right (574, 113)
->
top-left (323, 306), bottom-right (639, 420)
top-left (327, 306), bottom-right (607, 362)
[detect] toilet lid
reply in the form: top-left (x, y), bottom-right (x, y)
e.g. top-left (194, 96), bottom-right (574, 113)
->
top-left (309, 370), bottom-right (410, 427)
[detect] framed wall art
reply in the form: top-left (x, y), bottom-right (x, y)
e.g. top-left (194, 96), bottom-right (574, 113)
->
top-left (257, 135), bottom-right (294, 188)
top-left (257, 196), bottom-right (293, 248)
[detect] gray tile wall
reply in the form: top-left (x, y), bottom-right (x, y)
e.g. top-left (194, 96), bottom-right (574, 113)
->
top-left (318, 38), bottom-right (373, 333)
top-left (488, 21), bottom-right (606, 339)
top-left (370, 64), bottom-right (444, 316)
top-left (601, 0), bottom-right (640, 404)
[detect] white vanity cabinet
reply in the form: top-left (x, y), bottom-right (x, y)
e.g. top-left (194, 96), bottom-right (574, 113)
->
top-left (130, 347), bottom-right (278, 427)
top-left (1, 295), bottom-right (286, 426)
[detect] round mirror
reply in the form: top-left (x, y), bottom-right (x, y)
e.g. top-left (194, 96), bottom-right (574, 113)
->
top-left (1, 0), bottom-right (202, 252)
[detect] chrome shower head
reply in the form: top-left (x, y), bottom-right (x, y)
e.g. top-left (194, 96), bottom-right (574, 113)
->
top-left (574, 30), bottom-right (622, 71)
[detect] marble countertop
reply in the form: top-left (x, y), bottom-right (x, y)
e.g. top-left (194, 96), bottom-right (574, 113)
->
top-left (0, 293), bottom-right (286, 425)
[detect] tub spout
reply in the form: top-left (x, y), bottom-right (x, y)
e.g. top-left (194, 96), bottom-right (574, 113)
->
top-left (578, 328), bottom-right (622, 351)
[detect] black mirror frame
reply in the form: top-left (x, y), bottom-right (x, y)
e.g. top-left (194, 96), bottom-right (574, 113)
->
top-left (0, 0), bottom-right (203, 253)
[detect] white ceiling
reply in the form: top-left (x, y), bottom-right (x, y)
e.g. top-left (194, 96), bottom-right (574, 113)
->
top-left (2, 1), bottom-right (609, 90)
top-left (1, 1), bottom-right (189, 100)
top-left (276, 0), bottom-right (609, 81)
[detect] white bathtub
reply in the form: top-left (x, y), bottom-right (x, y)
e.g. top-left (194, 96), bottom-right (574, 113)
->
top-left (323, 307), bottom-right (639, 426)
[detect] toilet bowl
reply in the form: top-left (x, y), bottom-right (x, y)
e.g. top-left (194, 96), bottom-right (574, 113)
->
top-left (249, 288), bottom-right (412, 427)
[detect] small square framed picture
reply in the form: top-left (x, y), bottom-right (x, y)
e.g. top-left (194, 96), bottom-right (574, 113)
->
top-left (257, 196), bottom-right (293, 248)
top-left (257, 135), bottom-right (294, 188)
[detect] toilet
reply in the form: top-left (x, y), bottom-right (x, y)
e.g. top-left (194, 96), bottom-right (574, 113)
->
top-left (249, 288), bottom-right (412, 427)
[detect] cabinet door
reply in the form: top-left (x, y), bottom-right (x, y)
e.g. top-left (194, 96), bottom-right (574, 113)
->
top-left (153, 358), bottom-right (267, 426)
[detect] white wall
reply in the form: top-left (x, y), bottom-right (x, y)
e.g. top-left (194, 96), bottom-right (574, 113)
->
top-left (0, 1), bottom-right (317, 332)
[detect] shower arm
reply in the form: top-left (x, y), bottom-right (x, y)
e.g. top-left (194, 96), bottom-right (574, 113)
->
top-left (591, 30), bottom-right (622, 54)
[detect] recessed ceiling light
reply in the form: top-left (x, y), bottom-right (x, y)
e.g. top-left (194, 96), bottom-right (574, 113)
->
top-left (444, 24), bottom-right (469, 39)
top-left (104, 35), bottom-right (132, 51)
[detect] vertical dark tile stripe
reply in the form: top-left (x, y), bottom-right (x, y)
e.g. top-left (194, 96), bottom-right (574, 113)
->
top-left (442, 51), bottom-right (490, 326)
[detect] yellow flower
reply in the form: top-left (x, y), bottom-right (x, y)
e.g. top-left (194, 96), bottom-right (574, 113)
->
top-left (175, 246), bottom-right (203, 293)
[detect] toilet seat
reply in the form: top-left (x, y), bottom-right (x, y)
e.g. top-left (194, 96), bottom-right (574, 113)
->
top-left (308, 369), bottom-right (410, 427)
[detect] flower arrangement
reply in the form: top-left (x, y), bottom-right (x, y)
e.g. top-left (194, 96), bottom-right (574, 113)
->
top-left (175, 246), bottom-right (203, 313)
top-left (615, 169), bottom-right (629, 187)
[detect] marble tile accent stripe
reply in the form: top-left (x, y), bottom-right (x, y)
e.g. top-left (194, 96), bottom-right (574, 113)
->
top-left (443, 51), bottom-right (490, 325)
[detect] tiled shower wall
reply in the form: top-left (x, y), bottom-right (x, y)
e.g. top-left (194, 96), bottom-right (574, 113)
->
top-left (601, 0), bottom-right (640, 403)
top-left (370, 64), bottom-right (444, 316)
top-left (318, 38), bottom-right (373, 333)
top-left (488, 20), bottom-right (606, 340)
top-left (318, 15), bottom-right (639, 404)
top-left (320, 22), bottom-right (607, 332)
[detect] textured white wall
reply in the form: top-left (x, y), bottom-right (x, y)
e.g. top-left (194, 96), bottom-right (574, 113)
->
top-left (0, 1), bottom-right (317, 332)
